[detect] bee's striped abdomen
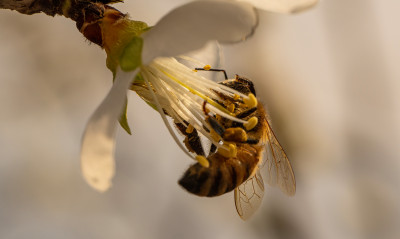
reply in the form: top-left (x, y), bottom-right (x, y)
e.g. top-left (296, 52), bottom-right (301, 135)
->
top-left (178, 144), bottom-right (262, 197)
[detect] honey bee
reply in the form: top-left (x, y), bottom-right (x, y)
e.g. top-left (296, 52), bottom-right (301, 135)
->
top-left (177, 72), bottom-right (296, 220)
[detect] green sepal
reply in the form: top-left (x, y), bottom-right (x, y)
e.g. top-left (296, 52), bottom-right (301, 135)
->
top-left (120, 37), bottom-right (143, 72)
top-left (118, 98), bottom-right (132, 135)
top-left (117, 36), bottom-right (144, 134)
top-left (131, 73), bottom-right (158, 111)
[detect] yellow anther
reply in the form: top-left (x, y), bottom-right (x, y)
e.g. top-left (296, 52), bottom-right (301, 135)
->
top-left (186, 124), bottom-right (194, 134)
top-left (193, 69), bottom-right (198, 72)
top-left (196, 155), bottom-right (210, 168)
top-left (227, 103), bottom-right (235, 113)
top-left (228, 144), bottom-right (237, 158)
top-left (223, 127), bottom-right (248, 142)
top-left (203, 65), bottom-right (211, 70)
top-left (243, 93), bottom-right (258, 108)
top-left (233, 94), bottom-right (240, 100)
top-left (210, 129), bottom-right (221, 142)
top-left (244, 116), bottom-right (258, 131)
top-left (217, 143), bottom-right (237, 158)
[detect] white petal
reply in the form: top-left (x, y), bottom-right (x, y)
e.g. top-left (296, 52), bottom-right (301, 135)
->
top-left (177, 41), bottom-right (227, 82)
top-left (179, 41), bottom-right (223, 69)
top-left (142, 0), bottom-right (258, 64)
top-left (241, 0), bottom-right (318, 13)
top-left (81, 68), bottom-right (139, 192)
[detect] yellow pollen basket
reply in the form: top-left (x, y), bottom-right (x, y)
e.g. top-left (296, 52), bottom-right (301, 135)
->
top-left (244, 116), bottom-right (258, 131)
top-left (243, 93), bottom-right (257, 108)
top-left (196, 155), bottom-right (210, 168)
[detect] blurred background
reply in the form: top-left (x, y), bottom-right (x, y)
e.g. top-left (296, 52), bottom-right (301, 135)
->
top-left (1, 0), bottom-right (399, 238)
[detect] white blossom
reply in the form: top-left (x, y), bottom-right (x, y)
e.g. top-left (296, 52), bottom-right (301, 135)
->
top-left (81, 0), bottom-right (258, 192)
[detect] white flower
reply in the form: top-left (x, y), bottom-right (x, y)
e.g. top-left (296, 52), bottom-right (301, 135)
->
top-left (136, 56), bottom-right (258, 155)
top-left (81, 0), bottom-right (258, 192)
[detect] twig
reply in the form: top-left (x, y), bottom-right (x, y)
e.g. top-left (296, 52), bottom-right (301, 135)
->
top-left (0, 0), bottom-right (124, 47)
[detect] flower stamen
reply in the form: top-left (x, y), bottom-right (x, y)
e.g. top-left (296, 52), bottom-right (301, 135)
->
top-left (162, 70), bottom-right (232, 116)
top-left (244, 116), bottom-right (258, 131)
top-left (227, 103), bottom-right (235, 113)
top-left (223, 127), bottom-right (248, 142)
top-left (138, 57), bottom-right (260, 162)
top-left (243, 93), bottom-right (258, 108)
top-left (217, 143), bottom-right (237, 158)
top-left (203, 64), bottom-right (212, 70)
top-left (186, 124), bottom-right (194, 134)
top-left (196, 155), bottom-right (210, 168)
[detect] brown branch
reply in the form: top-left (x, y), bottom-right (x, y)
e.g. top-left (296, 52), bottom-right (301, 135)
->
top-left (1, 0), bottom-right (68, 16)
top-left (1, 0), bottom-right (126, 47)
top-left (0, 0), bottom-right (121, 19)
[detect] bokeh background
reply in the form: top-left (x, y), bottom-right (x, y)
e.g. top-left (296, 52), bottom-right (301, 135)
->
top-left (1, 0), bottom-right (399, 238)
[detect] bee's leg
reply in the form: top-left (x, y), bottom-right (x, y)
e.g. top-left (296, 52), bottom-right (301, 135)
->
top-left (207, 116), bottom-right (225, 137)
top-left (175, 122), bottom-right (205, 156)
top-left (186, 129), bottom-right (205, 156)
top-left (194, 67), bottom-right (228, 80)
top-left (246, 138), bottom-right (259, 144)
top-left (209, 144), bottom-right (217, 154)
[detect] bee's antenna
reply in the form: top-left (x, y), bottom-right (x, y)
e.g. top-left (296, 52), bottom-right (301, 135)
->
top-left (195, 67), bottom-right (228, 80)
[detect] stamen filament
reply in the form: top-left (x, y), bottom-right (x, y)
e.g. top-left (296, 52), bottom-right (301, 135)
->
top-left (205, 104), bottom-right (247, 124)
top-left (155, 58), bottom-right (250, 100)
top-left (162, 70), bottom-right (232, 115)
top-left (138, 57), bottom-right (258, 162)
top-left (141, 69), bottom-right (196, 161)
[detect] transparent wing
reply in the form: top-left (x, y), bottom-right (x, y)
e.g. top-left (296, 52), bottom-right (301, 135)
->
top-left (234, 169), bottom-right (264, 220)
top-left (264, 120), bottom-right (296, 196)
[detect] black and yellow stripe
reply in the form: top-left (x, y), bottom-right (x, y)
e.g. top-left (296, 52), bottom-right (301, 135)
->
top-left (179, 144), bottom-right (262, 197)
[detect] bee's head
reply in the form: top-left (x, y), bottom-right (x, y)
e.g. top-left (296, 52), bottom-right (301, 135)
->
top-left (219, 75), bottom-right (256, 96)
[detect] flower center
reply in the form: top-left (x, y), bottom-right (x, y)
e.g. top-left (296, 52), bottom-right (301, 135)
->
top-left (133, 57), bottom-right (259, 164)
